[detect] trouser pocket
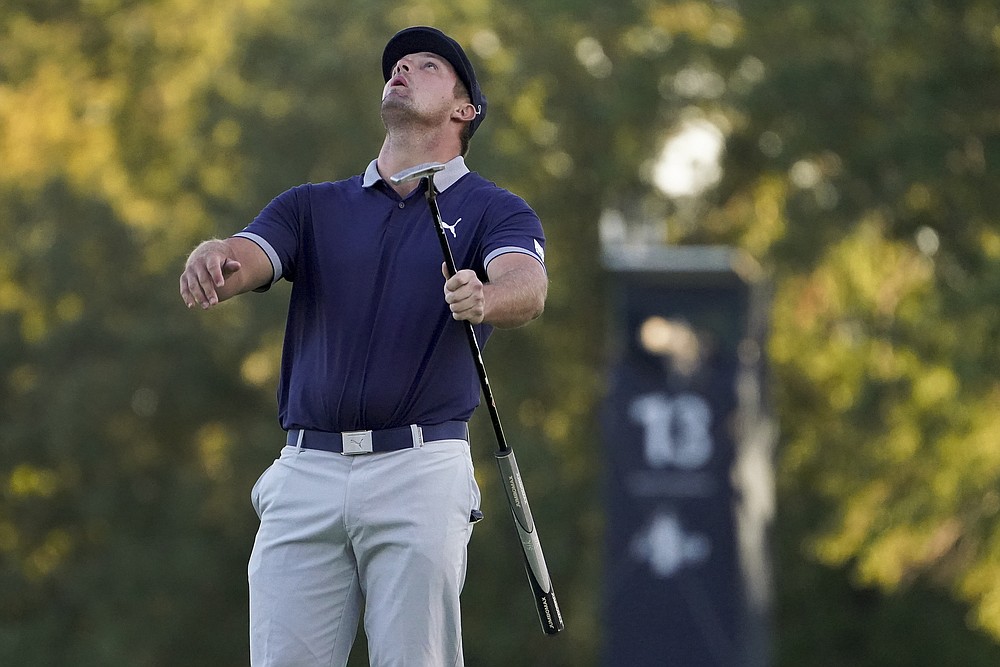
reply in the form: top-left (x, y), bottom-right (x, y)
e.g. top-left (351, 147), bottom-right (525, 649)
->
top-left (250, 463), bottom-right (273, 519)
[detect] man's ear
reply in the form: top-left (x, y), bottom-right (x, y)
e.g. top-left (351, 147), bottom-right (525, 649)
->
top-left (454, 102), bottom-right (477, 122)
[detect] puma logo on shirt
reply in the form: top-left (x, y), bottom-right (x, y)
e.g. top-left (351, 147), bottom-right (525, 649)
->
top-left (441, 217), bottom-right (462, 238)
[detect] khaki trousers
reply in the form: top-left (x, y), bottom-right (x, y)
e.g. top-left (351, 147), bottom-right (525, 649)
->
top-left (248, 439), bottom-right (480, 667)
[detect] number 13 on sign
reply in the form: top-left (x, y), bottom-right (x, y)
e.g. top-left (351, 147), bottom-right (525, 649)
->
top-left (628, 393), bottom-right (713, 469)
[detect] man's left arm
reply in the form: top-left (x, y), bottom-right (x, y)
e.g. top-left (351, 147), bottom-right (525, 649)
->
top-left (442, 253), bottom-right (547, 329)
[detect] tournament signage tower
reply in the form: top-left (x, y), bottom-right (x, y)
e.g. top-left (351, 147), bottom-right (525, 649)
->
top-left (602, 244), bottom-right (774, 666)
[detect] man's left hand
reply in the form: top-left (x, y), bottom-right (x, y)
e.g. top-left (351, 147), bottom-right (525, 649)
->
top-left (442, 263), bottom-right (485, 324)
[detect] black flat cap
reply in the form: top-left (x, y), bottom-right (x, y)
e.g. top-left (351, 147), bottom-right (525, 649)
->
top-left (382, 26), bottom-right (488, 137)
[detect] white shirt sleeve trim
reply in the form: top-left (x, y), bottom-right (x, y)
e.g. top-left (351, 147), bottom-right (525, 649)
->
top-left (233, 231), bottom-right (282, 286)
top-left (484, 246), bottom-right (545, 274)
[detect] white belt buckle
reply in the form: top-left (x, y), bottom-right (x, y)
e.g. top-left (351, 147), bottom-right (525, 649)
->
top-left (341, 430), bottom-right (373, 455)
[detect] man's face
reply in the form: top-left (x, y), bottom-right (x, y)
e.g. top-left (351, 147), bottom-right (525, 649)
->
top-left (381, 52), bottom-right (464, 126)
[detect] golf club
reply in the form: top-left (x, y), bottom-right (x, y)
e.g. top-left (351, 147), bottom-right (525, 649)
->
top-left (390, 162), bottom-right (565, 635)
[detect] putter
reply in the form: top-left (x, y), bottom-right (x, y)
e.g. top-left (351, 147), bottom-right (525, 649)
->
top-left (390, 163), bottom-right (565, 635)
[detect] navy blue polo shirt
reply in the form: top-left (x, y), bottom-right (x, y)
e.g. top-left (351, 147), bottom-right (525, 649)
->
top-left (234, 156), bottom-right (546, 433)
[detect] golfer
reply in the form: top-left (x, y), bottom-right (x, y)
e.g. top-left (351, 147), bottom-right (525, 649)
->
top-left (179, 26), bottom-right (547, 667)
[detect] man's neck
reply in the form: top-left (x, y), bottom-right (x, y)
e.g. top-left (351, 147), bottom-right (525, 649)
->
top-left (377, 127), bottom-right (462, 197)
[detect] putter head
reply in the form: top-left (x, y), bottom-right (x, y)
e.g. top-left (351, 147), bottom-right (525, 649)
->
top-left (389, 162), bottom-right (446, 185)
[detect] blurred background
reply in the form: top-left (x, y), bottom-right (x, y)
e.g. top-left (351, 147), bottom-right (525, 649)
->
top-left (3, 0), bottom-right (1000, 665)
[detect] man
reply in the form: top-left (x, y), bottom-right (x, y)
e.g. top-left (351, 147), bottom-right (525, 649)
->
top-left (179, 26), bottom-right (547, 667)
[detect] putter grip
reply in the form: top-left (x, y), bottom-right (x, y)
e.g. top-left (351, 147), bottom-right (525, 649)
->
top-left (495, 449), bottom-right (565, 635)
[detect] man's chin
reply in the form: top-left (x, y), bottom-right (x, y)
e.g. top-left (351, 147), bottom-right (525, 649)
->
top-left (380, 100), bottom-right (420, 128)
top-left (381, 95), bottom-right (407, 113)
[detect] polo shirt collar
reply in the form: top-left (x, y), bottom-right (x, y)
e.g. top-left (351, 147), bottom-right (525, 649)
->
top-left (363, 156), bottom-right (470, 192)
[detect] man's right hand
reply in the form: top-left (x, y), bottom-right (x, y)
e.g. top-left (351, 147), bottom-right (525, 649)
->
top-left (179, 239), bottom-right (244, 309)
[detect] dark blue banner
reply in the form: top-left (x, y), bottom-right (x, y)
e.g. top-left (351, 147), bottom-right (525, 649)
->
top-left (601, 252), bottom-right (771, 667)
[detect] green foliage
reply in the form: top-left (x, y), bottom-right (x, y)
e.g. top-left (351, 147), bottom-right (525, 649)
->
top-left (701, 0), bottom-right (1000, 659)
top-left (3, 0), bottom-right (1000, 665)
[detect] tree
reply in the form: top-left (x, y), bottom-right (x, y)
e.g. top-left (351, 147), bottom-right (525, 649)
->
top-left (690, 0), bottom-right (1000, 663)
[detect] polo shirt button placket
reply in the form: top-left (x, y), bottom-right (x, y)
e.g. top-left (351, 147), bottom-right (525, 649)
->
top-left (398, 202), bottom-right (405, 209)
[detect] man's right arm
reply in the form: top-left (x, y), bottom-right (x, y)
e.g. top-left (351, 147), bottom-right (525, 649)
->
top-left (179, 236), bottom-right (274, 309)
